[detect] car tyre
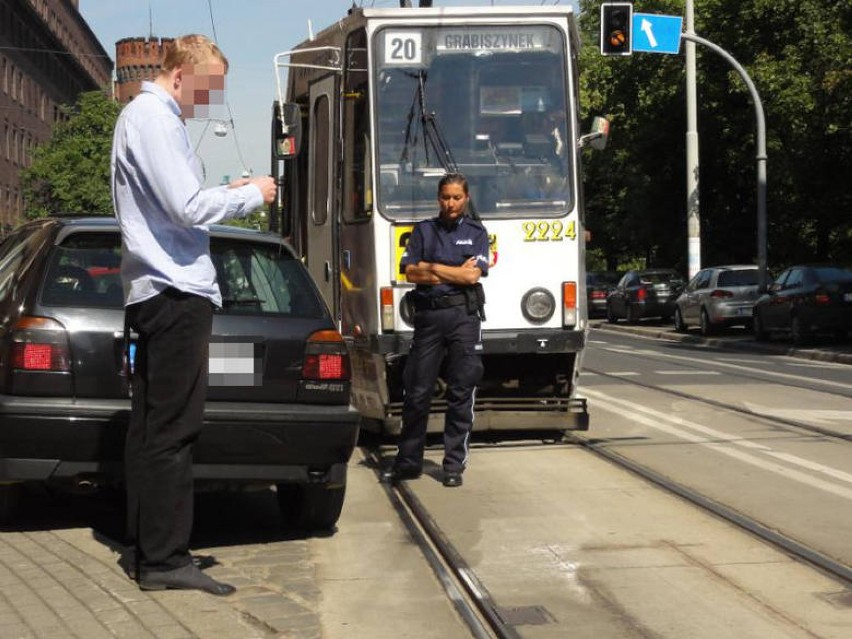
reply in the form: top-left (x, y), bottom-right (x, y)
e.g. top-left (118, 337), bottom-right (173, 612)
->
top-left (753, 312), bottom-right (769, 341)
top-left (699, 309), bottom-right (715, 337)
top-left (277, 483), bottom-right (346, 532)
top-left (606, 303), bottom-right (619, 324)
top-left (790, 316), bottom-right (810, 346)
top-left (0, 484), bottom-right (21, 525)
top-left (673, 307), bottom-right (687, 333)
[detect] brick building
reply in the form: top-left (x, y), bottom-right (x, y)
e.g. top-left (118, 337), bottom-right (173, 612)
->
top-left (114, 36), bottom-right (173, 104)
top-left (0, 0), bottom-right (112, 233)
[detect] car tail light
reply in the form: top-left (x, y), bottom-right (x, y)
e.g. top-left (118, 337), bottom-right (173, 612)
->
top-left (591, 290), bottom-right (607, 300)
top-left (814, 288), bottom-right (830, 304)
top-left (637, 286), bottom-right (647, 301)
top-left (380, 286), bottom-right (395, 332)
top-left (302, 330), bottom-right (350, 381)
top-left (710, 289), bottom-right (734, 298)
top-left (563, 281), bottom-right (577, 327)
top-left (11, 317), bottom-right (71, 372)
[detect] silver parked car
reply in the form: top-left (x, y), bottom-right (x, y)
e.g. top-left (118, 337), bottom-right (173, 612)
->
top-left (673, 265), bottom-right (760, 335)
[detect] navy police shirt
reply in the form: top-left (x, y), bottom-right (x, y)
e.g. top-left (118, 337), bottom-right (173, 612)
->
top-left (400, 215), bottom-right (489, 299)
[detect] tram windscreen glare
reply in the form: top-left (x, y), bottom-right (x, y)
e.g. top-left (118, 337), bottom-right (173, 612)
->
top-left (374, 25), bottom-right (572, 220)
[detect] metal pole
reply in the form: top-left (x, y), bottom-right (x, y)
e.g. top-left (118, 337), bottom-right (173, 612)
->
top-left (685, 0), bottom-right (700, 280)
top-left (681, 32), bottom-right (768, 291)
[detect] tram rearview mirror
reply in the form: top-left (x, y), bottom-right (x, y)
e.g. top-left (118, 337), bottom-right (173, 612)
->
top-left (578, 116), bottom-right (610, 151)
top-left (274, 102), bottom-right (302, 159)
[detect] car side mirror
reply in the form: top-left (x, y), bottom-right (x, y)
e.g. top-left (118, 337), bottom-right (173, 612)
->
top-left (578, 116), bottom-right (610, 150)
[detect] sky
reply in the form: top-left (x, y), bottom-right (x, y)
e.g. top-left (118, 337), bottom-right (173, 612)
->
top-left (80, 0), bottom-right (579, 186)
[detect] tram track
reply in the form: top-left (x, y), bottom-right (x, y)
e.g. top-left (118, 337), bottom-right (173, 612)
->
top-left (564, 428), bottom-right (852, 587)
top-left (584, 366), bottom-right (852, 442)
top-left (362, 447), bottom-right (521, 639)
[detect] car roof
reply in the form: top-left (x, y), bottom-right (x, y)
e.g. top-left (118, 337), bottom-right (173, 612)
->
top-left (41, 216), bottom-right (290, 251)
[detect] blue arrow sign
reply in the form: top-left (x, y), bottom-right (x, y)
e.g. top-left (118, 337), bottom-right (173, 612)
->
top-left (632, 13), bottom-right (683, 54)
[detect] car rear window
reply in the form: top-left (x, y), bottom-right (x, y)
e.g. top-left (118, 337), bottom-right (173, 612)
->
top-left (41, 233), bottom-right (124, 308)
top-left (212, 238), bottom-right (326, 318)
top-left (639, 271), bottom-right (681, 285)
top-left (813, 266), bottom-right (852, 283)
top-left (717, 269), bottom-right (758, 287)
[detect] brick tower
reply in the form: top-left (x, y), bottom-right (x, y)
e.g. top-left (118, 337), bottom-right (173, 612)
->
top-left (114, 37), bottom-right (174, 104)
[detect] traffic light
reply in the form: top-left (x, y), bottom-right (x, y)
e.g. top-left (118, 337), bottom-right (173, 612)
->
top-left (600, 2), bottom-right (633, 56)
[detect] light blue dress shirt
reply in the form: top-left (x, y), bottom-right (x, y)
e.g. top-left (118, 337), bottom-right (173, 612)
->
top-left (111, 81), bottom-right (263, 307)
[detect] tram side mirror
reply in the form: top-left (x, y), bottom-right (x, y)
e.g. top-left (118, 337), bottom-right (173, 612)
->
top-left (578, 116), bottom-right (610, 151)
top-left (274, 102), bottom-right (302, 159)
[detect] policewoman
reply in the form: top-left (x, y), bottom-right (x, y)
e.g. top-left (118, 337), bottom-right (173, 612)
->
top-left (382, 173), bottom-right (489, 488)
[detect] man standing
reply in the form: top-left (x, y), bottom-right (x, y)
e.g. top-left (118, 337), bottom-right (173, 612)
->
top-left (111, 34), bottom-right (275, 595)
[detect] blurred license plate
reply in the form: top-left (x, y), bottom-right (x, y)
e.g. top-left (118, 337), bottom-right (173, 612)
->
top-left (208, 340), bottom-right (262, 387)
top-left (737, 308), bottom-right (750, 316)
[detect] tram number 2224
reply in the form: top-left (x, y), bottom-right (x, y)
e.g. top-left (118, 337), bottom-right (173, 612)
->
top-left (522, 220), bottom-right (577, 242)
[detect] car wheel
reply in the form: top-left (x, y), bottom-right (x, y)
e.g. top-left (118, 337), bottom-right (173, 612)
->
top-left (606, 303), bottom-right (619, 324)
top-left (753, 312), bottom-right (769, 341)
top-left (699, 309), bottom-right (715, 337)
top-left (673, 308), bottom-right (687, 332)
top-left (791, 316), bottom-right (810, 346)
top-left (626, 304), bottom-right (640, 324)
top-left (277, 483), bottom-right (346, 531)
top-left (0, 484), bottom-right (21, 525)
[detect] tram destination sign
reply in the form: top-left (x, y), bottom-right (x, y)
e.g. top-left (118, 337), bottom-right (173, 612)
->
top-left (632, 13), bottom-right (683, 54)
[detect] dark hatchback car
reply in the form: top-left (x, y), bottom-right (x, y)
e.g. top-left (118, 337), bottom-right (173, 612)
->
top-left (752, 264), bottom-right (852, 345)
top-left (606, 269), bottom-right (684, 323)
top-left (586, 271), bottom-right (621, 318)
top-left (0, 217), bottom-right (360, 529)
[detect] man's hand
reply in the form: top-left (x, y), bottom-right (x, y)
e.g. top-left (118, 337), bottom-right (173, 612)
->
top-left (229, 176), bottom-right (277, 205)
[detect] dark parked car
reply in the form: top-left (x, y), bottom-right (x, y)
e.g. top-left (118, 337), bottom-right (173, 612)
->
top-left (674, 265), bottom-right (760, 335)
top-left (606, 269), bottom-right (684, 323)
top-left (0, 217), bottom-right (360, 529)
top-left (752, 264), bottom-right (852, 344)
top-left (586, 270), bottom-right (621, 318)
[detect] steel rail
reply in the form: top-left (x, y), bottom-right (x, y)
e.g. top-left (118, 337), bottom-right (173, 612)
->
top-left (584, 366), bottom-right (852, 442)
top-left (364, 448), bottom-right (521, 639)
top-left (564, 433), bottom-right (852, 586)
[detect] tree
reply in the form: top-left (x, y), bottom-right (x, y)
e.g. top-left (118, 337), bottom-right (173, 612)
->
top-left (21, 90), bottom-right (120, 219)
top-left (578, 0), bottom-right (851, 270)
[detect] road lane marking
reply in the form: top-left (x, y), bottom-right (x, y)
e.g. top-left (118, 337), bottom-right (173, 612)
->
top-left (583, 387), bottom-right (852, 499)
top-left (597, 348), bottom-right (852, 391)
top-left (654, 370), bottom-right (722, 375)
top-left (607, 372), bottom-right (640, 376)
top-left (742, 403), bottom-right (852, 426)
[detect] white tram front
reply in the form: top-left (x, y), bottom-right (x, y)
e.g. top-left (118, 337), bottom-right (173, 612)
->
top-left (272, 5), bottom-right (608, 435)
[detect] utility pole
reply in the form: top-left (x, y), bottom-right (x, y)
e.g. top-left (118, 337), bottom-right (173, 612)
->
top-left (685, 0), bottom-right (700, 279)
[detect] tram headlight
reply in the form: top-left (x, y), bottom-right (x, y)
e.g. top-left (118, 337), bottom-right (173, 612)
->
top-left (521, 287), bottom-right (555, 324)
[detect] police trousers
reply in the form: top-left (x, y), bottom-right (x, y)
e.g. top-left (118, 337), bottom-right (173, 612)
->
top-left (124, 288), bottom-right (213, 572)
top-left (396, 304), bottom-right (483, 474)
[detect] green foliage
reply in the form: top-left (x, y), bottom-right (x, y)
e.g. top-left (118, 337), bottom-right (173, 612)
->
top-left (223, 207), bottom-right (270, 231)
top-left (579, 0), bottom-right (851, 271)
top-left (21, 91), bottom-right (120, 219)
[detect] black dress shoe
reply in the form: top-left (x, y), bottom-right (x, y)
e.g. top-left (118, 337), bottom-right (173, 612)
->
top-left (138, 563), bottom-right (236, 596)
top-left (122, 552), bottom-right (217, 580)
top-left (443, 471), bottom-right (463, 488)
top-left (380, 466), bottom-right (422, 483)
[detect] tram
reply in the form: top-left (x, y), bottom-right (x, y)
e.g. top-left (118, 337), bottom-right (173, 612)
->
top-left (270, 3), bottom-right (608, 435)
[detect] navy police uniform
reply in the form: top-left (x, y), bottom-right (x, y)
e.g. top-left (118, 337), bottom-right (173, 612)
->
top-left (395, 215), bottom-right (490, 476)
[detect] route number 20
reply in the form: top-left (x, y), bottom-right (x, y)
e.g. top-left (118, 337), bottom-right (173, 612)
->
top-left (384, 32), bottom-right (422, 65)
top-left (522, 220), bottom-right (577, 242)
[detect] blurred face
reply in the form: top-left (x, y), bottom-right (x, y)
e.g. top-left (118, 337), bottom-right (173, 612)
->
top-left (438, 183), bottom-right (468, 222)
top-left (178, 62), bottom-right (226, 118)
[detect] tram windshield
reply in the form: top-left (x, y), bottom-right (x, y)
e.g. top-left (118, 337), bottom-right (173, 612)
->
top-left (374, 24), bottom-right (572, 220)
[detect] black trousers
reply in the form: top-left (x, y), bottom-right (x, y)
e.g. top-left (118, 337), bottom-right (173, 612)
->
top-left (396, 305), bottom-right (483, 474)
top-left (124, 288), bottom-right (213, 572)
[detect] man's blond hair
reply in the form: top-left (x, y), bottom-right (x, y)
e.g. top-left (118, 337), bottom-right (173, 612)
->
top-left (161, 34), bottom-right (229, 73)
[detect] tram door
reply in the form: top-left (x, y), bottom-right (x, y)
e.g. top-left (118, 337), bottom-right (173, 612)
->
top-left (306, 75), bottom-right (339, 322)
